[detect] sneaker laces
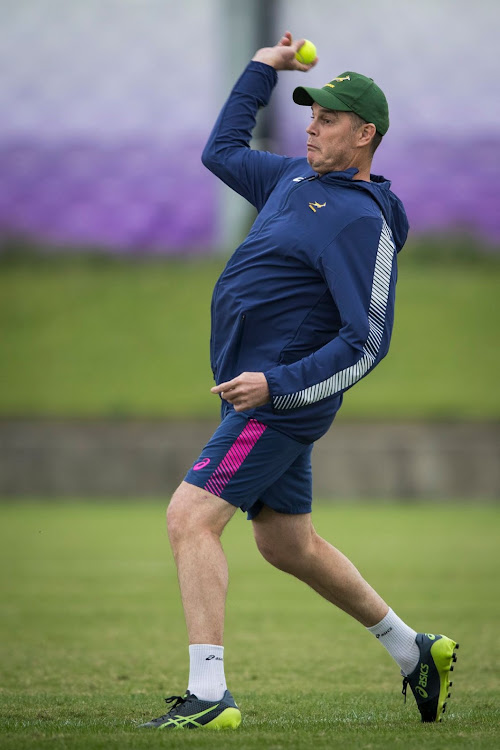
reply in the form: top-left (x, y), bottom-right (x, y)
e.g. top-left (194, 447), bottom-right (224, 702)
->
top-left (165, 690), bottom-right (196, 706)
top-left (154, 692), bottom-right (192, 721)
top-left (401, 676), bottom-right (409, 703)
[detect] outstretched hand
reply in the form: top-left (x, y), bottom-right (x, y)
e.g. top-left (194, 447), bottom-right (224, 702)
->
top-left (211, 372), bottom-right (270, 412)
top-left (252, 31), bottom-right (318, 72)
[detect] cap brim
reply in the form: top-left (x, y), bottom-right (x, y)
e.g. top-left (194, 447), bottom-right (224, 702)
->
top-left (293, 86), bottom-right (354, 112)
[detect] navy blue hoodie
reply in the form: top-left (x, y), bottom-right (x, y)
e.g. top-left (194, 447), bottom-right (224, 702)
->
top-left (202, 62), bottom-right (409, 443)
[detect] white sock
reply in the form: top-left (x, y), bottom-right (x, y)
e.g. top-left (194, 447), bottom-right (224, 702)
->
top-left (187, 644), bottom-right (227, 701)
top-left (367, 608), bottom-right (420, 676)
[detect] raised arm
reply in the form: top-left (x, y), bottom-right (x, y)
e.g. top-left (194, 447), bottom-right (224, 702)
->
top-left (201, 33), bottom-right (318, 211)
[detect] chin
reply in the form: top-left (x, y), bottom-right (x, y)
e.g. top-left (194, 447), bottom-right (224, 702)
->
top-left (307, 155), bottom-right (320, 172)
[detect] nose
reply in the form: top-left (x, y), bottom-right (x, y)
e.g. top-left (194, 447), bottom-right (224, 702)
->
top-left (306, 119), bottom-right (316, 135)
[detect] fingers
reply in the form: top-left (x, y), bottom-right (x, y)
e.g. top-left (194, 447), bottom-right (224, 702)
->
top-left (278, 33), bottom-right (318, 67)
top-left (222, 390), bottom-right (250, 411)
top-left (211, 380), bottom-right (242, 408)
top-left (211, 382), bottom-right (240, 404)
top-left (210, 379), bottom-right (236, 395)
top-left (293, 39), bottom-right (318, 71)
top-left (253, 32), bottom-right (317, 71)
top-left (277, 31), bottom-right (292, 47)
top-left (294, 60), bottom-right (316, 73)
top-left (292, 38), bottom-right (306, 53)
top-left (211, 378), bottom-right (243, 409)
top-left (211, 373), bottom-right (270, 413)
top-left (288, 36), bottom-right (318, 72)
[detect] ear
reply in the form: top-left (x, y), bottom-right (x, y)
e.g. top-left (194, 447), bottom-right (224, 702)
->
top-left (358, 122), bottom-right (376, 148)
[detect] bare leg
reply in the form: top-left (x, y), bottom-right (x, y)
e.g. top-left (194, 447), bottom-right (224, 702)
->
top-left (167, 481), bottom-right (237, 644)
top-left (252, 506), bottom-right (388, 627)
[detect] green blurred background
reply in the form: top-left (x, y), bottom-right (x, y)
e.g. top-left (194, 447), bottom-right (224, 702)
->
top-left (1, 241), bottom-right (499, 421)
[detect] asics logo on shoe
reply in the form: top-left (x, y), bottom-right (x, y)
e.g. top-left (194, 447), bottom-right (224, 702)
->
top-left (425, 633), bottom-right (436, 640)
top-left (415, 662), bottom-right (429, 698)
top-left (163, 704), bottom-right (219, 728)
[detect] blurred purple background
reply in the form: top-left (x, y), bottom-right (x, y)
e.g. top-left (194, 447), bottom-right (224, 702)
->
top-left (1, 0), bottom-right (498, 253)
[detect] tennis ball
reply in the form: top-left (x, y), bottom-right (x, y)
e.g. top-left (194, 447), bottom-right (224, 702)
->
top-left (295, 39), bottom-right (317, 65)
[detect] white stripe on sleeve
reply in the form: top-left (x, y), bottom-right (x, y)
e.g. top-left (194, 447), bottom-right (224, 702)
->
top-left (272, 217), bottom-right (396, 411)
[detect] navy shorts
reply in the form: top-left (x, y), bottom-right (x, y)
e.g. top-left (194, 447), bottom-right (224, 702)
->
top-left (184, 412), bottom-right (313, 520)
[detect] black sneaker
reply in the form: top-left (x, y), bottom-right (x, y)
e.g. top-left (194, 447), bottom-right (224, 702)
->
top-left (138, 689), bottom-right (241, 729)
top-left (402, 633), bottom-right (459, 722)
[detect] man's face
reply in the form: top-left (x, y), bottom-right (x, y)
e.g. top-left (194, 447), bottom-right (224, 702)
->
top-left (305, 103), bottom-right (360, 175)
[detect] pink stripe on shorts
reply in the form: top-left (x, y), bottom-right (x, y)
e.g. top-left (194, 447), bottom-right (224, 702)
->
top-left (204, 418), bottom-right (267, 497)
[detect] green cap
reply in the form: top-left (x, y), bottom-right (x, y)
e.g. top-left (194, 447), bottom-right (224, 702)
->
top-left (293, 71), bottom-right (389, 135)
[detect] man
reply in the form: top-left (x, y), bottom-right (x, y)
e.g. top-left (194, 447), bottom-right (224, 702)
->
top-left (140, 32), bottom-right (458, 730)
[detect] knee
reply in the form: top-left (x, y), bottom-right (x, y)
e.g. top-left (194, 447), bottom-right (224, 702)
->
top-left (166, 482), bottom-right (232, 548)
top-left (166, 485), bottom-right (193, 547)
top-left (255, 534), bottom-right (301, 574)
top-left (166, 494), bottom-right (181, 547)
top-left (255, 525), bottom-right (319, 575)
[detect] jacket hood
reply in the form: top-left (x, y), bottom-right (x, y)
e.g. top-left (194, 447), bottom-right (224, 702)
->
top-left (321, 168), bottom-right (409, 253)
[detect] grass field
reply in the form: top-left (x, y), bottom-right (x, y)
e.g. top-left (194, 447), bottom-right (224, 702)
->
top-left (1, 500), bottom-right (499, 749)
top-left (1, 248), bottom-right (499, 419)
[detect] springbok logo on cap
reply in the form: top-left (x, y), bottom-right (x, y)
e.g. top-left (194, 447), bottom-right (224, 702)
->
top-left (325, 75), bottom-right (351, 88)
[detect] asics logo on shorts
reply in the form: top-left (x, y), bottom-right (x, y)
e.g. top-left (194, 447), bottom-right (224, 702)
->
top-left (193, 457), bottom-right (211, 470)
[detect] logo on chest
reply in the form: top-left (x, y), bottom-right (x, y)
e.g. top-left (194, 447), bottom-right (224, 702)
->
top-left (309, 201), bottom-right (326, 213)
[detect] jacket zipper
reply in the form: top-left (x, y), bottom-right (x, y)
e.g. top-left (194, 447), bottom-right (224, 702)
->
top-left (232, 313), bottom-right (246, 369)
